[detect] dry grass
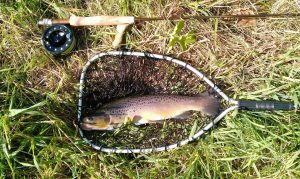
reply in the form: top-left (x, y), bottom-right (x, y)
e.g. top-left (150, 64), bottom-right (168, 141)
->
top-left (0, 0), bottom-right (300, 178)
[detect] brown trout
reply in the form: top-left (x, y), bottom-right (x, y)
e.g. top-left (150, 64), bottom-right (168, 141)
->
top-left (80, 94), bottom-right (219, 130)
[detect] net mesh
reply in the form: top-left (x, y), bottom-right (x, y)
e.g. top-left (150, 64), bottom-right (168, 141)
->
top-left (80, 52), bottom-right (226, 150)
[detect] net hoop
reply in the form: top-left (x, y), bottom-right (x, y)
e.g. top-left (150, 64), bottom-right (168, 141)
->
top-left (78, 51), bottom-right (238, 153)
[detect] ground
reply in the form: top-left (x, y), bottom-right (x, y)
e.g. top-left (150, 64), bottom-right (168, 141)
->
top-left (0, 0), bottom-right (300, 178)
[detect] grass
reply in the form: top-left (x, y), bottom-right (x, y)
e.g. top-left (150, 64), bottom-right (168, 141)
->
top-left (0, 0), bottom-right (300, 178)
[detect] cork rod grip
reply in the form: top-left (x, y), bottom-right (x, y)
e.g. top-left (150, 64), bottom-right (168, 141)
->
top-left (69, 15), bottom-right (135, 26)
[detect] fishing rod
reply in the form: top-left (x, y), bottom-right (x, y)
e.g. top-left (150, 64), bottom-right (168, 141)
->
top-left (38, 13), bottom-right (300, 25)
top-left (38, 13), bottom-right (300, 55)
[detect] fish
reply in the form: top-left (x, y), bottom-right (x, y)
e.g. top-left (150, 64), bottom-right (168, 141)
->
top-left (80, 93), bottom-right (219, 131)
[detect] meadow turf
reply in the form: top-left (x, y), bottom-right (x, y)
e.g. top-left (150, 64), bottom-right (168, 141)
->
top-left (0, 0), bottom-right (300, 178)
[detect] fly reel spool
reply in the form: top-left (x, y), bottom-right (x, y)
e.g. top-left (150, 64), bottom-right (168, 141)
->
top-left (41, 25), bottom-right (76, 55)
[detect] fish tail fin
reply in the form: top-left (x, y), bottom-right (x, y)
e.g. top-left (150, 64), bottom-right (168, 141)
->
top-left (198, 94), bottom-right (220, 116)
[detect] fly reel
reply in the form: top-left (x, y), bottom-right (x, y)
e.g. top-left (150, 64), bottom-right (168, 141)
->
top-left (41, 25), bottom-right (76, 55)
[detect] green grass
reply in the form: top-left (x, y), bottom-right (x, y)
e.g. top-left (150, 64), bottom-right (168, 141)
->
top-left (1, 0), bottom-right (300, 178)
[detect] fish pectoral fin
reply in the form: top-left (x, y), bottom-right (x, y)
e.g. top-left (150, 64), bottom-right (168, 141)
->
top-left (148, 119), bottom-right (165, 124)
top-left (134, 119), bottom-right (159, 125)
top-left (173, 110), bottom-right (194, 120)
top-left (133, 115), bottom-right (163, 125)
top-left (134, 119), bottom-right (165, 126)
top-left (132, 115), bottom-right (142, 123)
top-left (132, 115), bottom-right (144, 126)
top-left (134, 122), bottom-right (147, 126)
top-left (134, 119), bottom-right (150, 125)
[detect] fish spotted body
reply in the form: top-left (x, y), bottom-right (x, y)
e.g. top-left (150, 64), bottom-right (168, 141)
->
top-left (80, 94), bottom-right (219, 131)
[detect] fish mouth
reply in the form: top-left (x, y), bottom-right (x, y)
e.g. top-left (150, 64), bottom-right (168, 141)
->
top-left (80, 117), bottom-right (99, 130)
top-left (80, 119), bottom-right (112, 131)
top-left (80, 122), bottom-right (105, 131)
top-left (80, 116), bottom-right (112, 131)
top-left (80, 122), bottom-right (99, 131)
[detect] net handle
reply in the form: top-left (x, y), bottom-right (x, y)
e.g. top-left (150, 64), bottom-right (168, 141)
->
top-left (77, 51), bottom-right (238, 153)
top-left (238, 100), bottom-right (295, 111)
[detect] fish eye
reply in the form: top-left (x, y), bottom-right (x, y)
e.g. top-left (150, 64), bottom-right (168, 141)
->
top-left (82, 116), bottom-right (95, 123)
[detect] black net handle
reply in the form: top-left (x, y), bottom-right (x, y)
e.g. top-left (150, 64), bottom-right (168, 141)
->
top-left (238, 100), bottom-right (295, 111)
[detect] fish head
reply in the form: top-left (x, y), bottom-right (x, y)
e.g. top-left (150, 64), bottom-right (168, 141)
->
top-left (80, 113), bottom-right (111, 130)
